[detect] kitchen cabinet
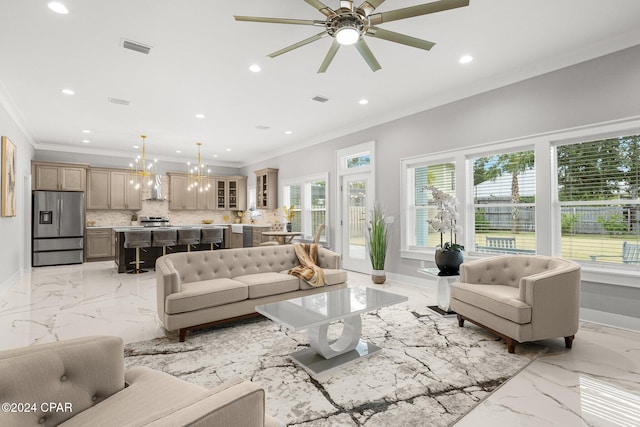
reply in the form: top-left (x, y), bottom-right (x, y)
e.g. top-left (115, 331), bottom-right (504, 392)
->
top-left (86, 168), bottom-right (141, 210)
top-left (215, 177), bottom-right (247, 211)
top-left (168, 173), bottom-right (196, 210)
top-left (32, 162), bottom-right (87, 191)
top-left (255, 168), bottom-right (278, 210)
top-left (229, 230), bottom-right (243, 248)
top-left (170, 173), bottom-right (246, 211)
top-left (110, 170), bottom-right (141, 210)
top-left (251, 226), bottom-right (271, 246)
top-left (86, 228), bottom-right (114, 260)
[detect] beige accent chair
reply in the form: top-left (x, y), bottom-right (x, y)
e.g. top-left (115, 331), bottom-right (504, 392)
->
top-left (260, 222), bottom-right (284, 246)
top-left (312, 223), bottom-right (325, 244)
top-left (450, 255), bottom-right (581, 353)
top-left (0, 336), bottom-right (278, 427)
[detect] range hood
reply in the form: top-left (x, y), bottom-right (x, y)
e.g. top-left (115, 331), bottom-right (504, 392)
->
top-left (145, 174), bottom-right (165, 201)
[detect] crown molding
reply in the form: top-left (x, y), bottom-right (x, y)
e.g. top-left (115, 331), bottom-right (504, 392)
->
top-left (0, 79), bottom-right (36, 147)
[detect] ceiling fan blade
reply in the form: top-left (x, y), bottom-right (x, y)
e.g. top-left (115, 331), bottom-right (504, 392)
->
top-left (267, 32), bottom-right (328, 58)
top-left (367, 26), bottom-right (435, 51)
top-left (304, 0), bottom-right (337, 18)
top-left (358, 0), bottom-right (386, 16)
top-left (340, 1), bottom-right (354, 11)
top-left (354, 39), bottom-right (381, 72)
top-left (369, 0), bottom-right (469, 25)
top-left (234, 16), bottom-right (320, 26)
top-left (317, 40), bottom-right (341, 73)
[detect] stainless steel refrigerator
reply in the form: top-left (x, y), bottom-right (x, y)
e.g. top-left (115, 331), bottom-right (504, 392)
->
top-left (32, 191), bottom-right (85, 267)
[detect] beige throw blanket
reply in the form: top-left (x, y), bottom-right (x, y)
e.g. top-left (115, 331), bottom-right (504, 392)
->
top-left (288, 243), bottom-right (326, 287)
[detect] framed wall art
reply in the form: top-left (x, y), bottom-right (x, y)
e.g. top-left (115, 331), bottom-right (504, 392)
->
top-left (2, 136), bottom-right (17, 217)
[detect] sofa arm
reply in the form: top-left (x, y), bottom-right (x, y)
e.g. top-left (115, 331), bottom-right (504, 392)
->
top-left (520, 265), bottom-right (581, 339)
top-left (139, 378), bottom-right (272, 427)
top-left (317, 247), bottom-right (341, 269)
top-left (156, 257), bottom-right (181, 323)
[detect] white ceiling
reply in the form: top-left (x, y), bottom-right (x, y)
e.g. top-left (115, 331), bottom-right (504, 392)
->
top-left (1, 0), bottom-right (639, 167)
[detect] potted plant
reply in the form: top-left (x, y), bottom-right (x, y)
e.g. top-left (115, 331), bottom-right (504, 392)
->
top-left (424, 185), bottom-right (464, 276)
top-left (130, 212), bottom-right (138, 226)
top-left (367, 203), bottom-right (390, 284)
top-left (282, 205), bottom-right (295, 231)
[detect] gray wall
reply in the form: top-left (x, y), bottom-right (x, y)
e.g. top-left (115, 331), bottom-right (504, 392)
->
top-left (243, 44), bottom-right (640, 320)
top-left (0, 102), bottom-right (34, 286)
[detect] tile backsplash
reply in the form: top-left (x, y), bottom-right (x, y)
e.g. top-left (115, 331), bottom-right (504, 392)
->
top-left (86, 175), bottom-right (282, 226)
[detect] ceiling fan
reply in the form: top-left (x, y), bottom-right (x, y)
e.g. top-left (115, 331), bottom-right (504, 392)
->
top-left (235, 0), bottom-right (470, 73)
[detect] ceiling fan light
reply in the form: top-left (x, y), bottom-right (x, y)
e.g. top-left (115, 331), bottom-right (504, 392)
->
top-left (336, 27), bottom-right (359, 45)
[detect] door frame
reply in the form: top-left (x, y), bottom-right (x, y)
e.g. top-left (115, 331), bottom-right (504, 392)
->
top-left (335, 141), bottom-right (375, 273)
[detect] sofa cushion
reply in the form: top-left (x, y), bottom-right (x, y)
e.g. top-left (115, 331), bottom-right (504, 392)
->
top-left (298, 268), bottom-right (348, 290)
top-left (235, 272), bottom-right (300, 299)
top-left (166, 278), bottom-right (248, 314)
top-left (450, 283), bottom-right (532, 324)
top-left (60, 366), bottom-right (206, 427)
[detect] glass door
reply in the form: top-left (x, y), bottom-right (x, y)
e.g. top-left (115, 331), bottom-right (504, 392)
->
top-left (341, 174), bottom-right (371, 272)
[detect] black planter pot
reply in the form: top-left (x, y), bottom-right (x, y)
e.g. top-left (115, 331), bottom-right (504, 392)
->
top-left (434, 249), bottom-right (464, 276)
top-left (286, 223), bottom-right (292, 232)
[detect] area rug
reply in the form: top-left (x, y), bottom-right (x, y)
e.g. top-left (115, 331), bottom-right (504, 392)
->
top-left (124, 307), bottom-right (546, 426)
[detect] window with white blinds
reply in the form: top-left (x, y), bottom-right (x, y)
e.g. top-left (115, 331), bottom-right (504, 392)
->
top-left (556, 134), bottom-right (640, 265)
top-left (407, 161), bottom-right (455, 249)
top-left (472, 149), bottom-right (536, 254)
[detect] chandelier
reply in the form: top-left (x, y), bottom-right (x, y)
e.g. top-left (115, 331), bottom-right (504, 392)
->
top-left (187, 142), bottom-right (211, 192)
top-left (129, 135), bottom-right (158, 189)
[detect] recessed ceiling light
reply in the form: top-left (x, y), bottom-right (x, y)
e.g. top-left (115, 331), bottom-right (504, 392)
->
top-left (47, 2), bottom-right (68, 14)
top-left (195, 114), bottom-right (205, 119)
top-left (225, 148), bottom-right (231, 152)
top-left (249, 64), bottom-right (261, 73)
top-left (82, 139), bottom-right (90, 143)
top-left (459, 54), bottom-right (473, 64)
top-left (285, 130), bottom-right (293, 135)
top-left (133, 145), bottom-right (139, 149)
top-left (359, 98), bottom-right (369, 105)
top-left (61, 88), bottom-right (75, 95)
top-left (82, 129), bottom-right (91, 134)
top-left (213, 154), bottom-right (219, 158)
top-left (175, 150), bottom-right (182, 154)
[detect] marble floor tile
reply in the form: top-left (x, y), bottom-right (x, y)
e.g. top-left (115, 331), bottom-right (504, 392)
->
top-left (1, 261), bottom-right (639, 426)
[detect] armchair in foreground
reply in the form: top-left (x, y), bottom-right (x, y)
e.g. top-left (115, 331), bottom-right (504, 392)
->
top-left (450, 255), bottom-right (581, 353)
top-left (0, 336), bottom-right (278, 427)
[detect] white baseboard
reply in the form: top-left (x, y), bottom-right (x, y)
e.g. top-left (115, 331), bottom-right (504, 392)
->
top-left (580, 308), bottom-right (640, 332)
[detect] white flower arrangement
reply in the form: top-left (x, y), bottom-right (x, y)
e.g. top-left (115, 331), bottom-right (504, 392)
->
top-left (424, 185), bottom-right (464, 252)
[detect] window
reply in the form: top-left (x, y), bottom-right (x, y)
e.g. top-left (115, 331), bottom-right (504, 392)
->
top-left (472, 149), bottom-right (536, 254)
top-left (345, 153), bottom-right (371, 169)
top-left (283, 174), bottom-right (328, 241)
top-left (406, 161), bottom-right (455, 249)
top-left (556, 134), bottom-right (640, 265)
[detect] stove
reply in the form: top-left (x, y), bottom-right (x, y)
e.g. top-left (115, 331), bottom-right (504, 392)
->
top-left (139, 216), bottom-right (170, 227)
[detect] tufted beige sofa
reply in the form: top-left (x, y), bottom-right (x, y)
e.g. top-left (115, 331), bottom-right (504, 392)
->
top-left (0, 336), bottom-right (279, 427)
top-left (156, 245), bottom-right (348, 341)
top-left (450, 255), bottom-right (581, 353)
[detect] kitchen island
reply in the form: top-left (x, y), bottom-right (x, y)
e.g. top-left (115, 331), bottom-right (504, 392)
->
top-left (112, 225), bottom-right (230, 273)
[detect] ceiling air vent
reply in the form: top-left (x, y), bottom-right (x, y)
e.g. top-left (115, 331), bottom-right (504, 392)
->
top-left (108, 97), bottom-right (130, 106)
top-left (255, 125), bottom-right (270, 130)
top-left (122, 39), bottom-right (151, 55)
top-left (312, 95), bottom-right (329, 103)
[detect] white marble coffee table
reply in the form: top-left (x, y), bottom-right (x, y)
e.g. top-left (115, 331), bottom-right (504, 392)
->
top-left (256, 287), bottom-right (408, 378)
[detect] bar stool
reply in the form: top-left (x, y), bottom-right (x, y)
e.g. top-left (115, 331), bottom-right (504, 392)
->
top-left (200, 227), bottom-right (223, 250)
top-left (152, 228), bottom-right (177, 256)
top-left (178, 228), bottom-right (200, 252)
top-left (124, 230), bottom-right (152, 274)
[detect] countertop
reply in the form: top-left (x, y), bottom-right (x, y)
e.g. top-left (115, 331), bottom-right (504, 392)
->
top-left (89, 223), bottom-right (272, 232)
